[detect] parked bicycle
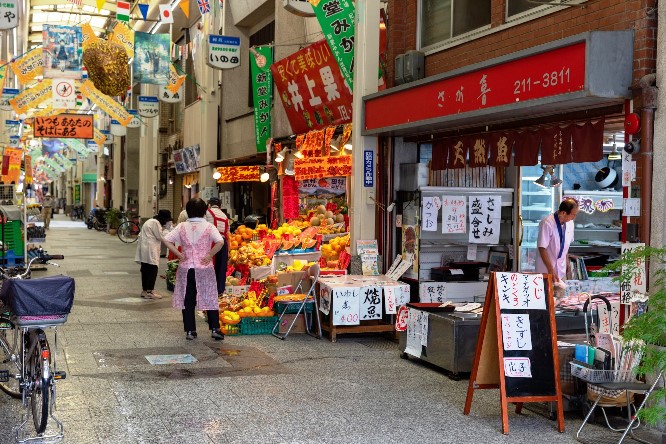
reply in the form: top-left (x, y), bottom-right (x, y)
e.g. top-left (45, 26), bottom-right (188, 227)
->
top-left (0, 250), bottom-right (74, 442)
top-left (117, 211), bottom-right (141, 243)
top-left (86, 207), bottom-right (107, 231)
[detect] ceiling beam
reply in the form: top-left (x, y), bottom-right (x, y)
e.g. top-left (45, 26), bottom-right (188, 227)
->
top-left (29, 0), bottom-right (117, 10)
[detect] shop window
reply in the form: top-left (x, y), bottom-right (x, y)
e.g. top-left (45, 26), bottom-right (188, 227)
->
top-left (248, 21), bottom-right (275, 108)
top-left (419, 0), bottom-right (490, 48)
top-left (418, 143), bottom-right (433, 164)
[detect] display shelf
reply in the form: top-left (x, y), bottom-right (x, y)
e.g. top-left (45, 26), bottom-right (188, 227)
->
top-left (574, 228), bottom-right (622, 233)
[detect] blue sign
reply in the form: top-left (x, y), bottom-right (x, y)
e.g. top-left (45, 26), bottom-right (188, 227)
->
top-left (363, 150), bottom-right (374, 187)
top-left (5, 120), bottom-right (19, 125)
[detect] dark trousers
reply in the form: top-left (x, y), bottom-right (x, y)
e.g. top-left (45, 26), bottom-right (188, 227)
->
top-left (213, 242), bottom-right (229, 294)
top-left (140, 262), bottom-right (158, 291)
top-left (181, 268), bottom-right (220, 332)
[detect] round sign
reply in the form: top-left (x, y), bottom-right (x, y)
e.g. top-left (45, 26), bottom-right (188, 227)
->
top-left (395, 305), bottom-right (409, 332)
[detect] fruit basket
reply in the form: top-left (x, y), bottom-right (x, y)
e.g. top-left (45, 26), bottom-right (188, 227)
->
top-left (240, 316), bottom-right (278, 335)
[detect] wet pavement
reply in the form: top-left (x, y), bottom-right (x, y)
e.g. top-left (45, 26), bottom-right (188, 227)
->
top-left (0, 213), bottom-right (662, 443)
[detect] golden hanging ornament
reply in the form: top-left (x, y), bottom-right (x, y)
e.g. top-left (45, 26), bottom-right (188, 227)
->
top-left (82, 40), bottom-right (131, 97)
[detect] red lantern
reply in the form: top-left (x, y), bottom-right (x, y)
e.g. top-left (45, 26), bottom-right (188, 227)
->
top-left (624, 113), bottom-right (640, 135)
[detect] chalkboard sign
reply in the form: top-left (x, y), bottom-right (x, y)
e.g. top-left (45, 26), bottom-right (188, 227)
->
top-left (463, 272), bottom-right (564, 435)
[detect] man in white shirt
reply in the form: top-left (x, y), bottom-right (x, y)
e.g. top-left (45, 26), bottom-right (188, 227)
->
top-left (535, 198), bottom-right (579, 282)
top-left (204, 197), bottom-right (229, 294)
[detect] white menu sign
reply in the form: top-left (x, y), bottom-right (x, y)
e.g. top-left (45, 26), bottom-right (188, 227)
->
top-left (421, 196), bottom-right (440, 232)
top-left (0, 0), bottom-right (18, 30)
top-left (359, 286), bottom-right (382, 320)
top-left (501, 313), bottom-right (533, 351)
top-left (503, 357), bottom-right (532, 378)
top-left (332, 287), bottom-right (360, 325)
top-left (442, 195), bottom-right (466, 234)
top-left (468, 195), bottom-right (501, 244)
top-left (496, 272), bottom-right (546, 310)
top-left (206, 35), bottom-right (241, 70)
top-left (138, 96), bottom-right (159, 118)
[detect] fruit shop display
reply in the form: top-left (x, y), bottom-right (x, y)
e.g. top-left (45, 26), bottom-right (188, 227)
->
top-left (218, 280), bottom-right (276, 334)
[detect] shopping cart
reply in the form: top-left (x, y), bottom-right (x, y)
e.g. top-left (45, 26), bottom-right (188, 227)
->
top-left (573, 295), bottom-right (664, 444)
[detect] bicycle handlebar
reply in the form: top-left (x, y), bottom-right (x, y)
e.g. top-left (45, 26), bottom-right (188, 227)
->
top-left (0, 252), bottom-right (65, 279)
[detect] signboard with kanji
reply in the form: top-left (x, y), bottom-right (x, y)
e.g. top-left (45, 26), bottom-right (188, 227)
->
top-left (206, 35), bottom-right (241, 69)
top-left (34, 114), bottom-right (93, 139)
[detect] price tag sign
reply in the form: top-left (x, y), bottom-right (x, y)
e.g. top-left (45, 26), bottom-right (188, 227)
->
top-left (332, 287), bottom-right (360, 325)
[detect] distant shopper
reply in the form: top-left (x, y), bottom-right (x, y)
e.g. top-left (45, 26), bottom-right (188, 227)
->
top-left (163, 198), bottom-right (225, 341)
top-left (135, 210), bottom-right (173, 299)
top-left (42, 193), bottom-right (55, 229)
top-left (204, 197), bottom-right (229, 294)
top-left (536, 198), bottom-right (579, 282)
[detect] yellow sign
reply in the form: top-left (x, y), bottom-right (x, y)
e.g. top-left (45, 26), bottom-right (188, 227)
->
top-left (79, 80), bottom-right (133, 126)
top-left (109, 22), bottom-right (134, 58)
top-left (24, 154), bottom-right (32, 184)
top-left (167, 64), bottom-right (186, 93)
top-left (81, 23), bottom-right (98, 51)
top-left (10, 48), bottom-right (44, 85)
top-left (294, 155), bottom-right (352, 180)
top-left (4, 147), bottom-right (22, 185)
top-left (10, 80), bottom-right (52, 115)
top-left (216, 166), bottom-right (260, 183)
top-left (93, 127), bottom-right (107, 146)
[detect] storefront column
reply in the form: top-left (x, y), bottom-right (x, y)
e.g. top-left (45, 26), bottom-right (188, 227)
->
top-left (111, 137), bottom-right (123, 209)
top-left (650, 6), bottom-right (666, 255)
top-left (350, 0), bottom-right (380, 249)
top-left (139, 84), bottom-right (159, 216)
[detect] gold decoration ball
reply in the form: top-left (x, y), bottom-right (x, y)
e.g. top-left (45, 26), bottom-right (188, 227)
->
top-left (83, 40), bottom-right (131, 97)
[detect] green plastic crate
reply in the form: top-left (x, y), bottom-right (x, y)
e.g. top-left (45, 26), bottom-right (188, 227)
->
top-left (240, 316), bottom-right (278, 335)
top-left (1, 221), bottom-right (23, 254)
top-left (275, 300), bottom-right (314, 315)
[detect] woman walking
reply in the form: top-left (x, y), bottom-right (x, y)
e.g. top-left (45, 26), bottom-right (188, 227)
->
top-left (135, 209), bottom-right (173, 299)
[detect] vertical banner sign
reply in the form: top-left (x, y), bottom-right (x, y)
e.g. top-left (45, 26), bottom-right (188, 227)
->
top-left (74, 184), bottom-right (80, 204)
top-left (206, 36), bottom-right (241, 69)
top-left (468, 195), bottom-right (501, 244)
top-left (421, 196), bottom-right (440, 232)
top-left (308, 0), bottom-right (355, 91)
top-left (620, 243), bottom-right (646, 303)
top-left (363, 150), bottom-right (373, 187)
top-left (250, 46), bottom-right (273, 153)
top-left (138, 96), bottom-right (159, 117)
top-left (0, 0), bottom-right (17, 30)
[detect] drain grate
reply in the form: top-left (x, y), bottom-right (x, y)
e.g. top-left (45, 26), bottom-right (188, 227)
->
top-left (354, 338), bottom-right (399, 350)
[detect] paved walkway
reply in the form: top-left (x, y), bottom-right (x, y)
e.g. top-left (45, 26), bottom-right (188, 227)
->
top-left (0, 213), bottom-right (660, 443)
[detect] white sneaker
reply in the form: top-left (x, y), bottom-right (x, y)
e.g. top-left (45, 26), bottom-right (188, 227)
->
top-left (140, 291), bottom-right (150, 298)
top-left (148, 291), bottom-right (163, 299)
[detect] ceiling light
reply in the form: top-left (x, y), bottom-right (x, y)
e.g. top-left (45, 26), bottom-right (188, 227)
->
top-left (284, 158), bottom-right (295, 176)
top-left (534, 171), bottom-right (548, 188)
top-left (213, 170), bottom-right (221, 180)
top-left (260, 172), bottom-right (270, 182)
top-left (343, 142), bottom-right (353, 151)
top-left (275, 148), bottom-right (288, 163)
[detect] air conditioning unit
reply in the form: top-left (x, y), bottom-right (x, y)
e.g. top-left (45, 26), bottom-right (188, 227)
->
top-left (403, 50), bottom-right (425, 83)
top-left (394, 53), bottom-right (405, 85)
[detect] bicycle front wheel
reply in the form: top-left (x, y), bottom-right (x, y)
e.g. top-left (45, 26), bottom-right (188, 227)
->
top-left (0, 316), bottom-right (20, 398)
top-left (117, 221), bottom-right (139, 243)
top-left (29, 330), bottom-right (50, 434)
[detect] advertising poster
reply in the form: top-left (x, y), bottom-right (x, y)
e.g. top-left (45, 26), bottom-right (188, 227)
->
top-left (42, 25), bottom-right (83, 79)
top-left (133, 32), bottom-right (170, 85)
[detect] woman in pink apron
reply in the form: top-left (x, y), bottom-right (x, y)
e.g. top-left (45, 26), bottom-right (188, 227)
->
top-left (163, 198), bottom-right (225, 340)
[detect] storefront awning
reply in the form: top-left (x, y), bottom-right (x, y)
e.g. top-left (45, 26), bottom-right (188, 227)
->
top-left (363, 31), bottom-right (634, 138)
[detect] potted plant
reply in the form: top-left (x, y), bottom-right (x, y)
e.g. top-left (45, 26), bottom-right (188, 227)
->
top-left (105, 208), bottom-right (122, 235)
top-left (604, 245), bottom-right (666, 427)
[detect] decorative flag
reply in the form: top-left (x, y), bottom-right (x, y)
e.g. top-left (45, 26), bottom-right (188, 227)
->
top-left (116, 1), bottom-right (130, 22)
top-left (9, 79), bottom-right (53, 115)
top-left (166, 65), bottom-right (186, 93)
top-left (96, 0), bottom-right (105, 12)
top-left (138, 3), bottom-right (149, 20)
top-left (67, 0), bottom-right (83, 7)
top-left (76, 93), bottom-right (82, 107)
top-left (197, 0), bottom-right (210, 15)
top-left (79, 80), bottom-right (133, 126)
top-left (179, 0), bottom-right (189, 18)
top-left (81, 23), bottom-right (98, 50)
top-left (159, 4), bottom-right (174, 23)
top-left (10, 48), bottom-right (44, 84)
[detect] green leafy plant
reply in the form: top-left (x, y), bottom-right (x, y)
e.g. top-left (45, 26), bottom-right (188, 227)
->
top-left (604, 245), bottom-right (666, 425)
top-left (105, 208), bottom-right (123, 230)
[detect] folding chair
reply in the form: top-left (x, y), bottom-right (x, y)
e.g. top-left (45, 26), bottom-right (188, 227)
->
top-left (271, 263), bottom-right (322, 340)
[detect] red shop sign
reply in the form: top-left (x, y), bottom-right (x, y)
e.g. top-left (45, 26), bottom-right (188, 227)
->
top-left (365, 42), bottom-right (586, 131)
top-left (271, 39), bottom-right (353, 134)
top-left (34, 114), bottom-right (94, 139)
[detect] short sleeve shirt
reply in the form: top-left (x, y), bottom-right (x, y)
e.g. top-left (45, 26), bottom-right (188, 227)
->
top-left (535, 213), bottom-right (574, 279)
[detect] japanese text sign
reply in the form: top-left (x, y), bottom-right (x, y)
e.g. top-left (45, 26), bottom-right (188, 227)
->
top-left (421, 196), bottom-right (440, 232)
top-left (11, 48), bottom-right (43, 84)
top-left (363, 150), bottom-right (373, 187)
top-left (270, 39), bottom-right (353, 134)
top-left (308, 0), bottom-right (355, 91)
top-left (620, 243), bottom-right (646, 303)
top-left (420, 282), bottom-right (445, 303)
top-left (442, 195), bottom-right (466, 234)
top-left (34, 114), bottom-right (93, 139)
top-left (10, 80), bottom-right (52, 115)
top-left (215, 166), bottom-right (260, 183)
top-left (359, 286), bottom-right (382, 320)
top-left (332, 287), bottom-right (360, 325)
top-left (250, 46), bottom-right (272, 153)
top-left (294, 155), bottom-right (351, 180)
top-left (496, 272), bottom-right (547, 310)
top-left (598, 301), bottom-right (620, 336)
top-left (468, 195), bottom-right (500, 244)
top-left (52, 78), bottom-right (76, 109)
top-left (299, 176), bottom-right (346, 195)
top-left (138, 96), bottom-right (159, 118)
top-left (206, 35), bottom-right (240, 69)
top-left (503, 357), bottom-right (532, 378)
top-left (0, 0), bottom-right (18, 30)
top-left (80, 80), bottom-right (132, 126)
top-left (501, 314), bottom-right (533, 350)
top-left (0, 88), bottom-right (18, 111)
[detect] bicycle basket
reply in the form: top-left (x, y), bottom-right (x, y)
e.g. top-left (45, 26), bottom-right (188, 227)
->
top-left (0, 275), bottom-right (75, 316)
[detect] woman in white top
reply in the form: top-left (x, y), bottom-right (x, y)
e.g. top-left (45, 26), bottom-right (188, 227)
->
top-left (134, 210), bottom-right (172, 299)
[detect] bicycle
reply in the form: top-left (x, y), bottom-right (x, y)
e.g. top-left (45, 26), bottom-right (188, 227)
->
top-left (117, 211), bottom-right (141, 243)
top-left (0, 251), bottom-right (74, 442)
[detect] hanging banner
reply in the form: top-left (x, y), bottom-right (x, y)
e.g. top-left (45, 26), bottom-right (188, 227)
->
top-left (166, 64), bottom-right (186, 93)
top-left (270, 40), bottom-right (353, 134)
top-left (110, 119), bottom-right (127, 136)
top-left (10, 79), bottom-right (52, 115)
top-left (299, 177), bottom-right (346, 195)
top-left (4, 147), bottom-right (21, 184)
top-left (214, 166), bottom-right (260, 183)
top-left (0, 0), bottom-right (17, 30)
top-left (159, 85), bottom-right (183, 103)
top-left (52, 78), bottom-right (76, 109)
top-left (42, 25), bottom-right (84, 79)
top-left (126, 110), bottom-right (142, 128)
top-left (93, 128), bottom-right (107, 146)
top-left (60, 138), bottom-right (88, 155)
top-left (308, 0), bottom-right (355, 91)
top-left (134, 32), bottom-right (170, 85)
top-left (138, 96), bottom-right (159, 117)
top-left (294, 155), bottom-right (352, 180)
top-left (34, 114), bottom-right (94, 139)
top-left (109, 22), bottom-right (135, 59)
top-left (25, 155), bottom-right (32, 184)
top-left (0, 88), bottom-right (18, 111)
top-left (11, 48), bottom-right (44, 84)
top-left (250, 46), bottom-right (272, 153)
top-left (79, 80), bottom-right (132, 126)
top-left (206, 35), bottom-right (241, 69)
top-left (81, 23), bottom-right (98, 50)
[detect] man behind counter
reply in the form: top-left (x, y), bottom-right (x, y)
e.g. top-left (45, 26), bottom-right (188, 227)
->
top-left (536, 198), bottom-right (579, 282)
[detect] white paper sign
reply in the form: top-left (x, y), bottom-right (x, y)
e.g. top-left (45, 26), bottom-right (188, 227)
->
top-left (420, 311), bottom-right (429, 347)
top-left (622, 150), bottom-right (633, 186)
top-left (332, 287), bottom-right (360, 325)
top-left (503, 357), bottom-right (532, 378)
top-left (386, 255), bottom-right (413, 280)
top-left (623, 198), bottom-right (640, 217)
top-left (127, 110), bottom-right (142, 128)
top-left (0, 0), bottom-right (18, 30)
top-left (442, 195), bottom-right (466, 233)
top-left (319, 286), bottom-right (331, 315)
top-left (598, 301), bottom-right (620, 336)
top-left (359, 286), bottom-right (382, 320)
top-left (421, 196), bottom-right (440, 232)
top-left (467, 243), bottom-right (477, 260)
top-left (496, 272), bottom-right (547, 310)
top-left (620, 242), bottom-right (646, 302)
top-left (0, 88), bottom-right (19, 111)
top-left (396, 284), bottom-right (410, 306)
top-left (52, 79), bottom-right (76, 109)
top-left (420, 282), bottom-right (446, 303)
top-left (384, 286), bottom-right (397, 314)
top-left (138, 96), bottom-right (159, 118)
top-left (468, 195), bottom-right (501, 244)
top-left (404, 308), bottom-right (422, 357)
top-left (160, 85), bottom-right (183, 103)
top-left (206, 35), bottom-right (241, 69)
top-left (501, 313), bottom-right (533, 351)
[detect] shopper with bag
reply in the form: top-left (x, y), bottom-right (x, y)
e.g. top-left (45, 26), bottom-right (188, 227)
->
top-left (204, 197), bottom-right (229, 295)
top-left (135, 210), bottom-right (173, 299)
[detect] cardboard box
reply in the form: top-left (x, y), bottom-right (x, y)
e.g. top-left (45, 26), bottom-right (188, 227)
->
top-left (277, 271), bottom-right (311, 295)
top-left (277, 313), bottom-right (307, 334)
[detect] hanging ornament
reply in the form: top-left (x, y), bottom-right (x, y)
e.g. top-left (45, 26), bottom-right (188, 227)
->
top-left (82, 40), bottom-right (130, 96)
